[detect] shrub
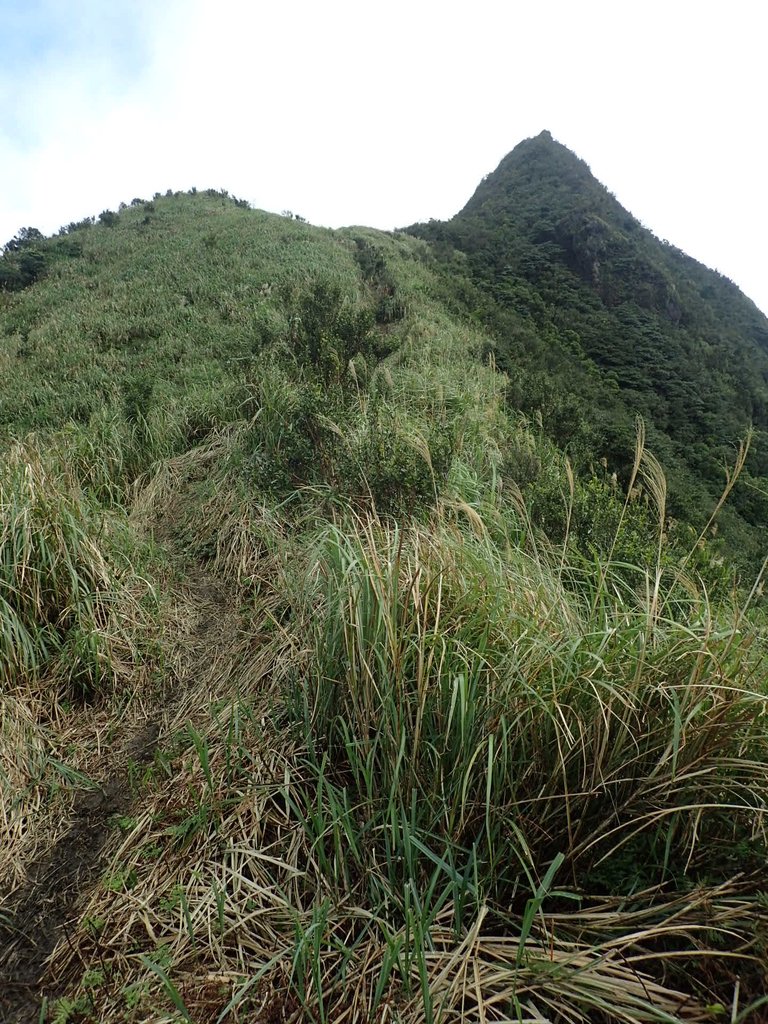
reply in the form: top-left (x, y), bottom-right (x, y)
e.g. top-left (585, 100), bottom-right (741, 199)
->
top-left (290, 280), bottom-right (377, 386)
top-left (237, 361), bottom-right (324, 494)
top-left (352, 403), bottom-right (454, 512)
top-left (98, 210), bottom-right (119, 227)
top-left (0, 227), bottom-right (49, 291)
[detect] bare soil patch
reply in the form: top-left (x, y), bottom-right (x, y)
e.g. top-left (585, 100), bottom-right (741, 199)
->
top-left (0, 559), bottom-right (238, 1023)
top-left (0, 719), bottom-right (160, 1023)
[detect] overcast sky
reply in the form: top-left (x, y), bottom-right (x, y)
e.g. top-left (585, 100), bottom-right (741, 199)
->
top-left (1, 0), bottom-right (766, 314)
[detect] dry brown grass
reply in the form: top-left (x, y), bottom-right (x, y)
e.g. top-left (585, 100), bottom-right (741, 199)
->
top-left (4, 438), bottom-right (768, 1023)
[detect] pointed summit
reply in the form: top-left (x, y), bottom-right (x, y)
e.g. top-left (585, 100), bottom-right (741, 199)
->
top-left (459, 131), bottom-right (605, 219)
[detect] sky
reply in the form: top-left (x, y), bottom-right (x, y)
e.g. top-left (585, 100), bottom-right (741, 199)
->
top-left (1, 0), bottom-right (767, 313)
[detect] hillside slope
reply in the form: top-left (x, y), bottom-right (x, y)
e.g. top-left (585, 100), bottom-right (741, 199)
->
top-left (0, 188), bottom-right (767, 1022)
top-left (408, 130), bottom-right (768, 571)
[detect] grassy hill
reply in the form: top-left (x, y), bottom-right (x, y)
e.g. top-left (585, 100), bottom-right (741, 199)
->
top-left (1, 183), bottom-right (767, 1022)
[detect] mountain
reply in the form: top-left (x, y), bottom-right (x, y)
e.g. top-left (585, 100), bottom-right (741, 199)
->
top-left (1, 173), bottom-right (767, 1022)
top-left (408, 130), bottom-right (768, 570)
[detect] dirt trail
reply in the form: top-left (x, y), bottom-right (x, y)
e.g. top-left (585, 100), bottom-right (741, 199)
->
top-left (0, 722), bottom-right (161, 1024)
top-left (0, 567), bottom-right (236, 1024)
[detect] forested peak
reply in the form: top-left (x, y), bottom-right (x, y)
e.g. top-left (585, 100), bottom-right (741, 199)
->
top-left (406, 134), bottom-right (768, 575)
top-left (460, 130), bottom-right (606, 218)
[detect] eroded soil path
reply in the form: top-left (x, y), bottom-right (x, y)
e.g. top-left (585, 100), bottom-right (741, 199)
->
top-left (0, 722), bottom-right (161, 1023)
top-left (0, 564), bottom-right (238, 1023)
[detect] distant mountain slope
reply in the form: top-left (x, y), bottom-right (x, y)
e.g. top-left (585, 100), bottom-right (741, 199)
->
top-left (407, 130), bottom-right (768, 569)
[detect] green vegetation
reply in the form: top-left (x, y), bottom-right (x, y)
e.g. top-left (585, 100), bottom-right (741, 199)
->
top-left (1, 171), bottom-right (767, 1022)
top-left (407, 130), bottom-right (768, 575)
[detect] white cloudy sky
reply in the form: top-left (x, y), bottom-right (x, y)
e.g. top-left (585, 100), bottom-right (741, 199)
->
top-left (1, 0), bottom-right (767, 313)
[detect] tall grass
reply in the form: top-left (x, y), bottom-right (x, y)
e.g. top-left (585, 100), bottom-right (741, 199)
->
top-left (0, 442), bottom-right (154, 696)
top-left (49, 495), bottom-right (767, 1022)
top-left (5, 196), bottom-right (767, 1022)
top-left (265, 502), bottom-right (768, 1016)
top-left (0, 438), bottom-right (162, 901)
top-left (283, 507), bottom-right (768, 895)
